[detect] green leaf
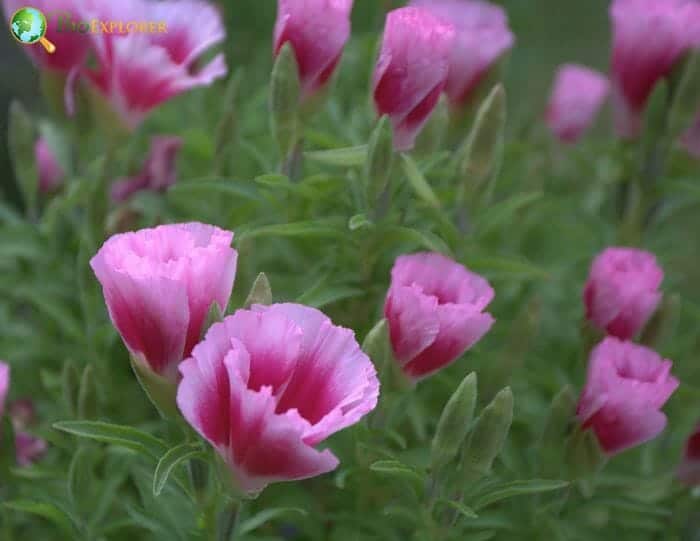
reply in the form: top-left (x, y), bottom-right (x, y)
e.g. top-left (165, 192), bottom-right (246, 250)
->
top-left (669, 50), bottom-right (700, 136)
top-left (77, 364), bottom-right (98, 420)
top-left (238, 508), bottom-right (308, 535)
top-left (243, 272), bottom-right (273, 309)
top-left (39, 120), bottom-right (72, 176)
top-left (214, 71), bottom-right (243, 173)
top-left (474, 192), bottom-right (543, 237)
top-left (472, 479), bottom-right (570, 511)
top-left (238, 219), bottom-right (347, 241)
top-left (369, 460), bottom-right (425, 484)
top-left (348, 214), bottom-right (374, 231)
top-left (53, 421), bottom-right (168, 461)
top-left (379, 226), bottom-right (451, 255)
top-left (270, 43), bottom-right (301, 157)
top-left (297, 282), bottom-right (364, 309)
top-left (466, 255), bottom-right (549, 281)
top-left (130, 355), bottom-right (179, 419)
top-left (167, 178), bottom-right (262, 202)
top-left (61, 360), bottom-right (80, 418)
top-left (305, 145), bottom-right (367, 167)
top-left (202, 301), bottom-right (225, 338)
top-left (365, 116), bottom-right (394, 207)
top-left (436, 499), bottom-right (479, 519)
top-left (8, 100), bottom-right (38, 216)
top-left (3, 500), bottom-right (77, 536)
top-left (362, 319), bottom-right (393, 376)
top-left (400, 154), bottom-right (441, 208)
top-left (539, 385), bottom-right (577, 479)
top-left (153, 443), bottom-right (204, 496)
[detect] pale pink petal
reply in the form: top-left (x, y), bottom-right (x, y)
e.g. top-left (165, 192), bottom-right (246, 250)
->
top-left (0, 362), bottom-right (9, 419)
top-left (15, 431), bottom-right (47, 467)
top-left (384, 285), bottom-right (440, 364)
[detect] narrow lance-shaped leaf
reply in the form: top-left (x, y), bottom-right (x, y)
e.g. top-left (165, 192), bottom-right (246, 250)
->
top-left (669, 50), bottom-right (700, 137)
top-left (243, 272), bottom-right (273, 309)
top-left (77, 364), bottom-right (98, 420)
top-left (8, 100), bottom-right (38, 217)
top-left (455, 84), bottom-right (506, 206)
top-left (639, 293), bottom-right (681, 349)
top-left (362, 319), bottom-right (392, 377)
top-left (365, 116), bottom-right (394, 209)
top-left (153, 442), bottom-right (204, 496)
top-left (401, 154), bottom-right (441, 209)
top-left (214, 71), bottom-right (243, 174)
top-left (431, 372), bottom-right (478, 471)
top-left (539, 385), bottom-right (576, 479)
top-left (415, 95), bottom-right (449, 155)
top-left (460, 386), bottom-right (513, 484)
top-left (61, 360), bottom-right (80, 418)
top-left (565, 425), bottom-right (607, 481)
top-left (270, 43), bottom-right (302, 159)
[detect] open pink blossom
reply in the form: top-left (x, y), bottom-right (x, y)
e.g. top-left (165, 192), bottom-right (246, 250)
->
top-left (610, 0), bottom-right (700, 138)
top-left (577, 337), bottom-right (679, 455)
top-left (4, 0), bottom-right (91, 73)
top-left (34, 137), bottom-right (65, 193)
top-left (90, 223), bottom-right (238, 383)
top-left (678, 422), bottom-right (700, 486)
top-left (545, 64), bottom-right (609, 144)
top-left (384, 252), bottom-right (495, 381)
top-left (111, 136), bottom-right (183, 202)
top-left (410, 0), bottom-right (514, 106)
top-left (373, 7), bottom-right (455, 151)
top-left (273, 0), bottom-right (354, 98)
top-left (81, 0), bottom-right (227, 128)
top-left (583, 247), bottom-right (663, 340)
top-left (177, 303), bottom-right (379, 495)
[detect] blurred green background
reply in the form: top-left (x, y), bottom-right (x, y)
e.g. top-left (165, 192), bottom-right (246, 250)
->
top-left (0, 0), bottom-right (610, 206)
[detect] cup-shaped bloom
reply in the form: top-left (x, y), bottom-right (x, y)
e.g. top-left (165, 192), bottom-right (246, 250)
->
top-left (384, 252), bottom-right (495, 380)
top-left (678, 423), bottom-right (700, 486)
top-left (273, 0), bottom-right (353, 98)
top-left (111, 136), bottom-right (183, 202)
top-left (177, 303), bottom-right (379, 495)
top-left (545, 64), bottom-right (609, 144)
top-left (373, 7), bottom-right (455, 151)
top-left (3, 0), bottom-right (91, 73)
top-left (82, 0), bottom-right (227, 128)
top-left (34, 137), bottom-right (65, 193)
top-left (90, 223), bottom-right (238, 383)
top-left (583, 247), bottom-right (663, 340)
top-left (410, 0), bottom-right (514, 107)
top-left (577, 337), bottom-right (679, 455)
top-left (610, 0), bottom-right (700, 138)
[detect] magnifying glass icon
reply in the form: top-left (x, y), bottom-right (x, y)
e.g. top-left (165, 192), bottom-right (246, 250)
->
top-left (9, 7), bottom-right (57, 54)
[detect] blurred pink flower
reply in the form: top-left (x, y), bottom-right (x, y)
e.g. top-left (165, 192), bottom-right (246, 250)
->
top-left (678, 422), bottom-right (700, 486)
top-left (177, 303), bottom-right (379, 495)
top-left (34, 137), bottom-right (65, 193)
top-left (273, 0), bottom-right (354, 98)
top-left (3, 0), bottom-right (91, 73)
top-left (111, 136), bottom-right (183, 202)
top-left (373, 7), bottom-right (455, 151)
top-left (410, 0), bottom-right (514, 106)
top-left (0, 364), bottom-right (47, 467)
top-left (81, 0), bottom-right (227, 128)
top-left (610, 0), bottom-right (700, 138)
top-left (90, 223), bottom-right (238, 382)
top-left (545, 64), bottom-right (609, 144)
top-left (583, 247), bottom-right (663, 340)
top-left (577, 337), bottom-right (679, 455)
top-left (384, 252), bottom-right (494, 381)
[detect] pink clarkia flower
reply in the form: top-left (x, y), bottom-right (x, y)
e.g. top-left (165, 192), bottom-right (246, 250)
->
top-left (90, 223), bottom-right (238, 383)
top-left (111, 136), bottom-right (183, 202)
top-left (4, 0), bottom-right (91, 73)
top-left (583, 247), bottom-right (663, 340)
top-left (678, 422), bottom-right (700, 486)
top-left (577, 337), bottom-right (679, 455)
top-left (0, 364), bottom-right (47, 467)
top-left (373, 7), bottom-right (456, 151)
top-left (273, 0), bottom-right (354, 98)
top-left (177, 303), bottom-right (379, 496)
top-left (34, 137), bottom-right (65, 193)
top-left (410, 0), bottom-right (514, 107)
top-left (545, 64), bottom-right (610, 144)
top-left (610, 0), bottom-right (700, 138)
top-left (384, 252), bottom-right (495, 381)
top-left (81, 0), bottom-right (227, 128)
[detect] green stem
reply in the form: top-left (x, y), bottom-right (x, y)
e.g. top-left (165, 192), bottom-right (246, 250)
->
top-left (216, 499), bottom-right (242, 541)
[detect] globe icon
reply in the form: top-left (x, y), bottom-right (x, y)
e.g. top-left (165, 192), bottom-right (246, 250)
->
top-left (10, 7), bottom-right (47, 44)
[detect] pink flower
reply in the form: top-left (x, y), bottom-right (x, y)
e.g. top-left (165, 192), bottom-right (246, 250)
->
top-left (545, 64), bottom-right (610, 144)
top-left (583, 247), bottom-right (663, 340)
top-left (177, 303), bottom-right (379, 495)
top-left (90, 223), bottom-right (238, 382)
top-left (82, 0), bottom-right (227, 128)
top-left (373, 7), bottom-right (456, 151)
top-left (15, 432), bottom-right (48, 467)
top-left (0, 362), bottom-right (8, 420)
top-left (111, 136), bottom-right (183, 202)
top-left (610, 0), bottom-right (700, 138)
top-left (577, 337), bottom-right (679, 455)
top-left (273, 0), bottom-right (354, 98)
top-left (409, 0), bottom-right (514, 106)
top-left (384, 252), bottom-right (495, 380)
top-left (678, 422), bottom-right (700, 486)
top-left (4, 0), bottom-right (91, 73)
top-left (34, 137), bottom-right (65, 193)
